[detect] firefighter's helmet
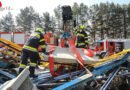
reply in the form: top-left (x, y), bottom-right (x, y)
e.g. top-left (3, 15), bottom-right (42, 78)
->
top-left (80, 26), bottom-right (84, 30)
top-left (36, 28), bottom-right (43, 33)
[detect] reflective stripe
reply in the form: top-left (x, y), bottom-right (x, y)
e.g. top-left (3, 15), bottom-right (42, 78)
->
top-left (74, 28), bottom-right (79, 34)
top-left (75, 30), bottom-right (78, 34)
top-left (24, 45), bottom-right (37, 51)
top-left (36, 34), bottom-right (40, 38)
top-left (77, 33), bottom-right (84, 37)
top-left (20, 64), bottom-right (26, 67)
top-left (85, 37), bottom-right (88, 39)
top-left (41, 45), bottom-right (46, 48)
top-left (78, 43), bottom-right (85, 46)
top-left (31, 33), bottom-right (40, 38)
top-left (85, 40), bottom-right (88, 43)
top-left (74, 28), bottom-right (77, 31)
top-left (40, 39), bottom-right (45, 42)
top-left (23, 47), bottom-right (38, 52)
top-left (30, 62), bottom-right (37, 66)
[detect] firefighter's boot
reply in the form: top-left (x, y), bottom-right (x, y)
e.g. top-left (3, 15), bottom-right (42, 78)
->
top-left (19, 68), bottom-right (24, 74)
top-left (29, 66), bottom-right (37, 78)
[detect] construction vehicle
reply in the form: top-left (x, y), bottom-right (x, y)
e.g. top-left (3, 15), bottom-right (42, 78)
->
top-left (94, 39), bottom-right (130, 58)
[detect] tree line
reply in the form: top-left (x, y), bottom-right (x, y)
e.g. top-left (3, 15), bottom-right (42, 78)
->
top-left (0, 2), bottom-right (130, 41)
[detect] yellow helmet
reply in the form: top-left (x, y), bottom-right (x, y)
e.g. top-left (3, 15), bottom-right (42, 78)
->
top-left (36, 28), bottom-right (43, 33)
top-left (80, 26), bottom-right (84, 30)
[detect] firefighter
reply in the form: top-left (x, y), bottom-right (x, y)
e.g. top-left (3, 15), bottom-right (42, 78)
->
top-left (19, 28), bottom-right (48, 77)
top-left (74, 26), bottom-right (88, 48)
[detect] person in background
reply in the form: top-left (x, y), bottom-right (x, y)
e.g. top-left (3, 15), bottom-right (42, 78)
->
top-left (74, 26), bottom-right (88, 49)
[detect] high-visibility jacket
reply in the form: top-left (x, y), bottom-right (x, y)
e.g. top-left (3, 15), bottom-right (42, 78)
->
top-left (23, 31), bottom-right (47, 52)
top-left (74, 28), bottom-right (88, 48)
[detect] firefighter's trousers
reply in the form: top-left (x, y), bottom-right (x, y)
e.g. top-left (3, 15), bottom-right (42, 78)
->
top-left (19, 48), bottom-right (40, 77)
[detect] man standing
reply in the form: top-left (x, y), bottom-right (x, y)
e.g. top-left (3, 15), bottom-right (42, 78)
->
top-left (74, 26), bottom-right (88, 49)
top-left (19, 28), bottom-right (47, 77)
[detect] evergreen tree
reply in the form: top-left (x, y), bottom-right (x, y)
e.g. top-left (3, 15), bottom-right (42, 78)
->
top-left (42, 12), bottom-right (51, 33)
top-left (54, 5), bottom-right (62, 32)
top-left (50, 16), bottom-right (56, 33)
top-left (72, 2), bottom-right (80, 26)
top-left (32, 13), bottom-right (43, 30)
top-left (16, 6), bottom-right (36, 32)
top-left (79, 3), bottom-right (88, 25)
top-left (0, 12), bottom-right (15, 32)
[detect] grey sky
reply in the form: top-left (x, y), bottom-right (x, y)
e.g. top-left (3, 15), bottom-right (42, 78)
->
top-left (0, 0), bottom-right (130, 18)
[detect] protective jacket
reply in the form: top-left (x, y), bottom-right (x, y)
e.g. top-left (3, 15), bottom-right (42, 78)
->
top-left (74, 28), bottom-right (88, 48)
top-left (23, 31), bottom-right (47, 52)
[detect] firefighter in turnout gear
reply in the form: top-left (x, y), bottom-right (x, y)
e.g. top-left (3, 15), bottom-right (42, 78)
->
top-left (74, 26), bottom-right (88, 48)
top-left (19, 28), bottom-right (47, 77)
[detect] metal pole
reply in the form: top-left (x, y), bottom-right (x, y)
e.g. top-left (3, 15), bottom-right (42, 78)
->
top-left (100, 67), bottom-right (120, 90)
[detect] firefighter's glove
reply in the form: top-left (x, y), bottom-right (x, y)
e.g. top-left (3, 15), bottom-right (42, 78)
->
top-left (74, 28), bottom-right (77, 31)
top-left (44, 52), bottom-right (49, 55)
top-left (37, 60), bottom-right (41, 65)
top-left (42, 48), bottom-right (49, 55)
top-left (43, 52), bottom-right (49, 58)
top-left (42, 48), bottom-right (46, 53)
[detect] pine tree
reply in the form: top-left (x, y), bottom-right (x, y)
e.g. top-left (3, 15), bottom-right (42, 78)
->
top-left (0, 12), bottom-right (15, 32)
top-left (72, 2), bottom-right (80, 27)
top-left (43, 12), bottom-right (51, 33)
top-left (16, 6), bottom-right (36, 32)
top-left (54, 5), bottom-right (62, 33)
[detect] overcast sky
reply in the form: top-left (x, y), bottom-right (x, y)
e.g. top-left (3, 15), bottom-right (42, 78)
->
top-left (0, 0), bottom-right (130, 18)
